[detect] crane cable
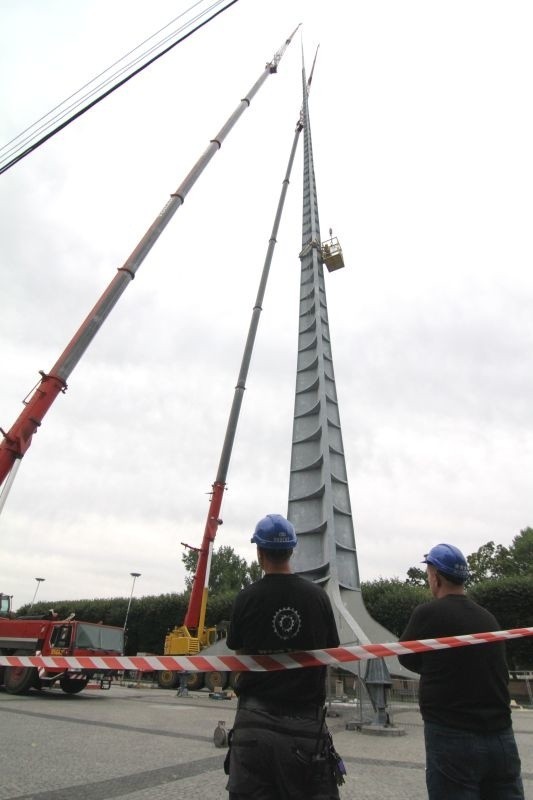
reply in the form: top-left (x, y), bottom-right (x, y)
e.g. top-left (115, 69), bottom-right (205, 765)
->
top-left (0, 0), bottom-right (239, 176)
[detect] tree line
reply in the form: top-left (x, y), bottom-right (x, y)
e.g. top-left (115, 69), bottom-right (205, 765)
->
top-left (20, 531), bottom-right (533, 669)
top-left (405, 528), bottom-right (533, 586)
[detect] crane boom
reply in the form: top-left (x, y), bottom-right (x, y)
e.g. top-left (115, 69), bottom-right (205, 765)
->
top-left (158, 61), bottom-right (325, 686)
top-left (183, 121), bottom-right (302, 635)
top-left (0, 25), bottom-right (300, 498)
top-left (176, 62), bottom-right (319, 649)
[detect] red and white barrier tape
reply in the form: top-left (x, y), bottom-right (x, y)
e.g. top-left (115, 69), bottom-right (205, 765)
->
top-left (1, 626), bottom-right (532, 673)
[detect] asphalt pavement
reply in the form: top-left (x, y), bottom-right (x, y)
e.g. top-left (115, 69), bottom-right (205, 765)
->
top-left (0, 684), bottom-right (531, 799)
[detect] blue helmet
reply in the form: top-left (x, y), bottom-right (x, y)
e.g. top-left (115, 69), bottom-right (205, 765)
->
top-left (423, 543), bottom-right (468, 583)
top-left (251, 514), bottom-right (297, 550)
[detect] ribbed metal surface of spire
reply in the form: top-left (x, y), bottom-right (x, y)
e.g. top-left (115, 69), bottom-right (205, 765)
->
top-left (288, 69), bottom-right (359, 595)
top-left (287, 67), bottom-right (402, 657)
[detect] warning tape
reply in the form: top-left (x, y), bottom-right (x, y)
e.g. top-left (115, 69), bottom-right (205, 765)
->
top-left (0, 626), bottom-right (532, 673)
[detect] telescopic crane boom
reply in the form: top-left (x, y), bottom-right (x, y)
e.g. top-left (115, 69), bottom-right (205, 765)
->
top-left (161, 54), bottom-right (320, 673)
top-left (178, 120), bottom-right (302, 651)
top-left (0, 26), bottom-right (299, 507)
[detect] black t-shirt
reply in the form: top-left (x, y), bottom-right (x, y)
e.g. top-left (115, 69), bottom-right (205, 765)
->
top-left (227, 573), bottom-right (340, 705)
top-left (398, 594), bottom-right (511, 732)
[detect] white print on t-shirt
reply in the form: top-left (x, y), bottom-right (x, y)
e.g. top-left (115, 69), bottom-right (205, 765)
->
top-left (272, 606), bottom-right (301, 640)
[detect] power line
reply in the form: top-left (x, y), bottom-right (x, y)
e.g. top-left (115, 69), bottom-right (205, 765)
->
top-left (1, 0), bottom-right (218, 162)
top-left (1, 0), bottom-right (210, 158)
top-left (0, 0), bottom-right (239, 175)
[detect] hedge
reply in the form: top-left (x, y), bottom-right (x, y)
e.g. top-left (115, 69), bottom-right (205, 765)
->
top-left (19, 577), bottom-right (533, 667)
top-left (469, 576), bottom-right (533, 670)
top-left (19, 591), bottom-right (235, 656)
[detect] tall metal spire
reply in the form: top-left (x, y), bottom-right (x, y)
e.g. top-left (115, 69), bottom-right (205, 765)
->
top-left (288, 60), bottom-right (400, 658)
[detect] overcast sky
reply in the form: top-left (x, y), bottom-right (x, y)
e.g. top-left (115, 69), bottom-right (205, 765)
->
top-left (1, 1), bottom-right (532, 613)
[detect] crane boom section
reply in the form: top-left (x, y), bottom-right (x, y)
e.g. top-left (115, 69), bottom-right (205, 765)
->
top-left (0, 26), bottom-right (300, 492)
top-left (179, 73), bottom-right (316, 646)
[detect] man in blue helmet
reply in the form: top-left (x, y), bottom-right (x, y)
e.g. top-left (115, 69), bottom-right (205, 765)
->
top-left (225, 513), bottom-right (342, 800)
top-left (398, 543), bottom-right (524, 799)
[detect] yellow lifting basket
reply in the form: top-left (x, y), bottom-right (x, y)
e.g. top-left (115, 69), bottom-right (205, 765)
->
top-left (321, 235), bottom-right (345, 272)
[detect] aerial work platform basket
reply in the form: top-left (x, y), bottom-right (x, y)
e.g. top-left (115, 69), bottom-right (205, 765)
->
top-left (321, 235), bottom-right (345, 272)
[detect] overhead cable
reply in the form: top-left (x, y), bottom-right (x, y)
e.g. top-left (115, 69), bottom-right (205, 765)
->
top-left (1, 0), bottom-right (211, 158)
top-left (0, 0), bottom-right (239, 175)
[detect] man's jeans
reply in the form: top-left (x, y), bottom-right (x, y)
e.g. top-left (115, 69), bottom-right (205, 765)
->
top-left (424, 721), bottom-right (524, 799)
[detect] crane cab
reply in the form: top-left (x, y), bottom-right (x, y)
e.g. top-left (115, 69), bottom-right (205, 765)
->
top-left (0, 593), bottom-right (12, 616)
top-left (321, 236), bottom-right (345, 272)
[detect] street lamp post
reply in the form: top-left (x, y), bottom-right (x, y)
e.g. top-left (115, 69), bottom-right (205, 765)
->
top-left (30, 577), bottom-right (45, 609)
top-left (124, 572), bottom-right (141, 631)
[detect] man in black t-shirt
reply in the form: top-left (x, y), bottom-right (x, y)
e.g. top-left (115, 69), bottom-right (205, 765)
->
top-left (226, 513), bottom-right (342, 800)
top-left (399, 543), bottom-right (524, 799)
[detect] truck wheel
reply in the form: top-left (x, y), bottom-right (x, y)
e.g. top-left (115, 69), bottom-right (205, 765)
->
top-left (186, 672), bottom-right (205, 691)
top-left (4, 665), bottom-right (39, 695)
top-left (205, 670), bottom-right (229, 691)
top-left (157, 671), bottom-right (179, 689)
top-left (60, 676), bottom-right (89, 694)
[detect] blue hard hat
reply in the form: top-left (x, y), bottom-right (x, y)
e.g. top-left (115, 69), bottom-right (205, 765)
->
top-left (423, 543), bottom-right (468, 582)
top-left (251, 514), bottom-right (297, 550)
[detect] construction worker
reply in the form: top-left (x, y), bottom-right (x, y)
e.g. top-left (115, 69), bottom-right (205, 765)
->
top-left (225, 513), bottom-right (344, 799)
top-left (398, 543), bottom-right (524, 799)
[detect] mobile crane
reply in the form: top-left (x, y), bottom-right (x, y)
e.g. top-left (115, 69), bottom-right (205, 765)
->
top-left (0, 593), bottom-right (124, 694)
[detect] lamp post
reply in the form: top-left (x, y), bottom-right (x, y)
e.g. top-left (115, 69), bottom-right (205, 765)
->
top-left (30, 577), bottom-right (45, 609)
top-left (124, 572), bottom-right (141, 631)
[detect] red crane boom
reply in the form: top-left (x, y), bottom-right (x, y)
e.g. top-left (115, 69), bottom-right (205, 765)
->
top-left (0, 26), bottom-right (299, 500)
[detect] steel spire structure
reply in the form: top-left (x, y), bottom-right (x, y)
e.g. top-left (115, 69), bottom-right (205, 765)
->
top-left (287, 60), bottom-right (402, 667)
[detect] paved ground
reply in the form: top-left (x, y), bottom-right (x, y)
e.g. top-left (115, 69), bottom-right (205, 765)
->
top-left (0, 684), bottom-right (531, 799)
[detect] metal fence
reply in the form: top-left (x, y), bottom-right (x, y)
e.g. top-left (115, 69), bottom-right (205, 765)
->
top-left (326, 666), bottom-right (533, 726)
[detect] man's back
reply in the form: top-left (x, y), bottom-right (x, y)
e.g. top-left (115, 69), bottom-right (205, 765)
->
top-left (398, 544), bottom-right (523, 799)
top-left (399, 594), bottom-right (511, 731)
top-left (227, 572), bottom-right (339, 705)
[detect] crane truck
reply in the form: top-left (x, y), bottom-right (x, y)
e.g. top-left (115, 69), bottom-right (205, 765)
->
top-left (0, 593), bottom-right (124, 695)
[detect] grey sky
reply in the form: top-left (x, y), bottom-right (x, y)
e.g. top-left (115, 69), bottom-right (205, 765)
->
top-left (1, 0), bottom-right (532, 611)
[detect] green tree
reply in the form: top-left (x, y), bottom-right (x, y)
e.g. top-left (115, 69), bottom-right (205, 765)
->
top-left (248, 560), bottom-right (263, 583)
top-left (182, 545), bottom-right (260, 593)
top-left (405, 567), bottom-right (428, 587)
top-left (507, 527), bottom-right (533, 576)
top-left (466, 529), bottom-right (533, 583)
top-left (466, 541), bottom-right (510, 583)
top-left (407, 528), bottom-right (533, 586)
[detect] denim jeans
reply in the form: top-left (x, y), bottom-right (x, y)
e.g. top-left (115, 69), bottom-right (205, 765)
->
top-left (424, 721), bottom-right (524, 799)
